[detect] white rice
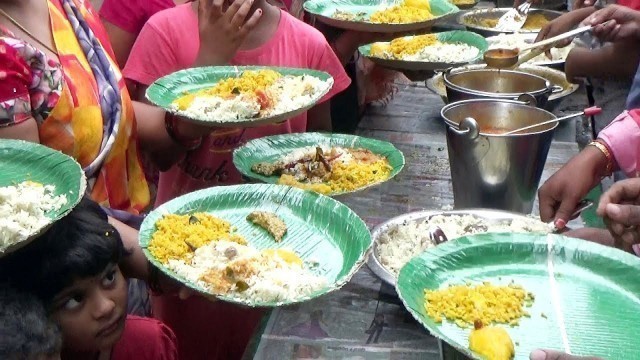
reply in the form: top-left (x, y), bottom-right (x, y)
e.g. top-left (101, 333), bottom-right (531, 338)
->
top-left (487, 33), bottom-right (574, 64)
top-left (172, 75), bottom-right (333, 122)
top-left (403, 43), bottom-right (480, 63)
top-left (377, 214), bottom-right (553, 276)
top-left (169, 240), bottom-right (327, 303)
top-left (0, 181), bottom-right (67, 250)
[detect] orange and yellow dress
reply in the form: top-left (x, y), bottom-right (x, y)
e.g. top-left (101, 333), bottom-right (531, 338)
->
top-left (0, 0), bottom-right (149, 214)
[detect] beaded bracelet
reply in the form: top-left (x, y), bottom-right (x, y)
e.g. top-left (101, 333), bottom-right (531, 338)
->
top-left (589, 139), bottom-right (614, 177)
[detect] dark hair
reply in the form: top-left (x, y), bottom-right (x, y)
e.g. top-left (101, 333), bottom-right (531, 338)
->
top-left (0, 197), bottom-right (128, 304)
top-left (0, 285), bottom-right (61, 359)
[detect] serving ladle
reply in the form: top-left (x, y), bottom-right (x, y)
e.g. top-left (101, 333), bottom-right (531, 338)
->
top-left (483, 24), bottom-right (601, 69)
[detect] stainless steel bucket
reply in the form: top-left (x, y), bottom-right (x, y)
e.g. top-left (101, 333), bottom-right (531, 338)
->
top-left (441, 99), bottom-right (558, 214)
top-left (443, 68), bottom-right (561, 108)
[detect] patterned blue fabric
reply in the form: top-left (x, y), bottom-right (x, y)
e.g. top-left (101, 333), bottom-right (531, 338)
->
top-left (60, 0), bottom-right (122, 179)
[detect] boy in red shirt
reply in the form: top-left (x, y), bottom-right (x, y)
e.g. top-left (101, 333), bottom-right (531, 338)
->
top-left (0, 198), bottom-right (178, 360)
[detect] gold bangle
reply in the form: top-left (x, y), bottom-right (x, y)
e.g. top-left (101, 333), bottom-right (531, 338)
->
top-left (589, 140), bottom-right (614, 176)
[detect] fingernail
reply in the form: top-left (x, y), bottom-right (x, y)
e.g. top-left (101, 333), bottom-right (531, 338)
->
top-left (530, 349), bottom-right (547, 360)
top-left (607, 203), bottom-right (621, 217)
top-left (257, 8), bottom-right (262, 13)
top-left (555, 219), bottom-right (566, 229)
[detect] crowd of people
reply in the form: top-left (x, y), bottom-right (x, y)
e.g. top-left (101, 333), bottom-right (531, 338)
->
top-left (1, 0), bottom-right (640, 358)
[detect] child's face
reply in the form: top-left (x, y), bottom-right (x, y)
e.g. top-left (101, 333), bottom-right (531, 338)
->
top-left (49, 264), bottom-right (128, 352)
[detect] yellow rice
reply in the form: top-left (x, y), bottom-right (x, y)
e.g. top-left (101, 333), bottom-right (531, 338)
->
top-left (371, 34), bottom-right (438, 59)
top-left (277, 158), bottom-right (393, 194)
top-left (370, 0), bottom-right (434, 23)
top-left (424, 282), bottom-right (534, 328)
top-left (149, 213), bottom-right (247, 263)
top-left (173, 70), bottom-right (281, 110)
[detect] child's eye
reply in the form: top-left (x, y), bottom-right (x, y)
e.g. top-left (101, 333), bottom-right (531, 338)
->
top-left (102, 269), bottom-right (117, 287)
top-left (63, 296), bottom-right (83, 311)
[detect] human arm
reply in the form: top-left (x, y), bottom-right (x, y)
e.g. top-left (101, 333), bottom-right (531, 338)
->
top-left (564, 41), bottom-right (640, 82)
top-left (306, 101), bottom-right (332, 132)
top-left (100, 20), bottom-right (138, 68)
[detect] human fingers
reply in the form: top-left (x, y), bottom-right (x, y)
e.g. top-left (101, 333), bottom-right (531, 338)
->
top-left (535, 24), bottom-right (551, 42)
top-left (596, 179), bottom-right (640, 216)
top-left (530, 349), bottom-right (602, 360)
top-left (229, 0), bottom-right (255, 29)
top-left (538, 185), bottom-right (560, 223)
top-left (224, 0), bottom-right (248, 22)
top-left (606, 203), bottom-right (640, 227)
top-left (238, 7), bottom-right (262, 36)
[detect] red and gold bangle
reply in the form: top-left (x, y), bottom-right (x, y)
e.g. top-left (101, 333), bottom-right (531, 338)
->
top-left (589, 139), bottom-right (614, 177)
top-left (165, 113), bottom-right (203, 151)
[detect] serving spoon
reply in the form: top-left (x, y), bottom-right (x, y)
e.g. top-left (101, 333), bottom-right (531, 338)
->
top-left (483, 24), bottom-right (601, 69)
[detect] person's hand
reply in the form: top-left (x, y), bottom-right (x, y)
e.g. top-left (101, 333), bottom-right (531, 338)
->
top-left (596, 178), bottom-right (640, 252)
top-left (530, 349), bottom-right (603, 360)
top-left (583, 5), bottom-right (640, 43)
top-left (538, 146), bottom-right (609, 229)
top-left (535, 11), bottom-right (590, 48)
top-left (196, 0), bottom-right (263, 66)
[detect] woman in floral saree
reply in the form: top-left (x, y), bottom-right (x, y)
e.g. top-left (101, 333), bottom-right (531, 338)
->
top-left (0, 0), bottom-right (259, 312)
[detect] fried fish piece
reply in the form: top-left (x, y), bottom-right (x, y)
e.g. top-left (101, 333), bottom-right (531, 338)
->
top-left (251, 162), bottom-right (283, 176)
top-left (246, 211), bottom-right (287, 242)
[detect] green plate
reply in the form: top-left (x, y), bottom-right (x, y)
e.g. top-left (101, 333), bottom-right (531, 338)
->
top-left (304, 0), bottom-right (459, 33)
top-left (359, 31), bottom-right (488, 71)
top-left (397, 233), bottom-right (640, 359)
top-left (139, 184), bottom-right (372, 307)
top-left (146, 66), bottom-right (334, 127)
top-left (232, 132), bottom-right (405, 196)
top-left (0, 139), bottom-right (86, 254)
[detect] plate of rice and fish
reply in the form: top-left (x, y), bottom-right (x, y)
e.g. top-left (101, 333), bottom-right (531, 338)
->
top-left (0, 140), bottom-right (86, 255)
top-left (359, 30), bottom-right (487, 71)
top-left (396, 233), bottom-right (640, 359)
top-left (232, 133), bottom-right (405, 196)
top-left (367, 209), bottom-right (554, 286)
top-left (459, 8), bottom-right (562, 37)
top-left (426, 64), bottom-right (579, 111)
top-left (139, 184), bottom-right (372, 307)
top-left (303, 0), bottom-right (459, 33)
top-left (145, 67), bottom-right (334, 127)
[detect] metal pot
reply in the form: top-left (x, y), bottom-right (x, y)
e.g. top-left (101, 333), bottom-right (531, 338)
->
top-left (443, 68), bottom-right (561, 108)
top-left (441, 99), bottom-right (558, 214)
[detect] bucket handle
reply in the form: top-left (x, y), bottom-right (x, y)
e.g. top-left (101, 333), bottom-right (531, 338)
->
top-left (550, 85), bottom-right (564, 94)
top-left (451, 117), bottom-right (480, 140)
top-left (516, 93), bottom-right (538, 107)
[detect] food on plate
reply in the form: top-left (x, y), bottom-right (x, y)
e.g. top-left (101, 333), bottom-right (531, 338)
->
top-left (424, 281), bottom-right (534, 327)
top-left (148, 213), bottom-right (247, 263)
top-left (0, 181), bottom-right (68, 250)
top-left (247, 211), bottom-right (287, 242)
top-left (251, 145), bottom-right (392, 194)
top-left (469, 320), bottom-right (515, 360)
top-left (171, 70), bottom-right (332, 122)
top-left (332, 0), bottom-right (434, 24)
top-left (149, 213), bottom-right (326, 302)
top-left (369, 34), bottom-right (479, 62)
top-left (472, 13), bottom-right (549, 30)
top-left (171, 240), bottom-right (327, 302)
top-left (377, 214), bottom-right (552, 276)
top-left (450, 0), bottom-right (476, 5)
top-left (487, 33), bottom-right (573, 64)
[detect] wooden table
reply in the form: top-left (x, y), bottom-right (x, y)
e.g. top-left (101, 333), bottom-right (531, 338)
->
top-left (244, 82), bottom-right (583, 359)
